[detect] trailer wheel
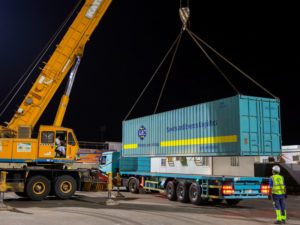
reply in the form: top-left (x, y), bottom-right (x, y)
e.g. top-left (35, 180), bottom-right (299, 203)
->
top-left (15, 192), bottom-right (28, 198)
top-left (54, 175), bottom-right (77, 200)
top-left (188, 183), bottom-right (202, 205)
top-left (128, 178), bottom-right (139, 194)
top-left (166, 181), bottom-right (177, 201)
top-left (26, 176), bottom-right (51, 201)
top-left (226, 199), bottom-right (241, 206)
top-left (176, 182), bottom-right (190, 203)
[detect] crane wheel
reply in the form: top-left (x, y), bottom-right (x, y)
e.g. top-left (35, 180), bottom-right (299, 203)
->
top-left (26, 176), bottom-right (51, 201)
top-left (54, 175), bottom-right (77, 200)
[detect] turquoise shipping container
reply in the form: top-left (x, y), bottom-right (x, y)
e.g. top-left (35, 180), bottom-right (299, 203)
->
top-left (122, 95), bottom-right (281, 157)
top-left (120, 157), bottom-right (151, 172)
top-left (100, 152), bottom-right (151, 174)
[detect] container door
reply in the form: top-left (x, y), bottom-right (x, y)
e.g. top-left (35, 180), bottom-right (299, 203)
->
top-left (240, 97), bottom-right (261, 155)
top-left (260, 100), bottom-right (281, 154)
top-left (240, 96), bottom-right (281, 156)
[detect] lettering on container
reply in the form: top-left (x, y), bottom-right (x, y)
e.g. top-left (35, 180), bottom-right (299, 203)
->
top-left (167, 120), bottom-right (218, 133)
top-left (138, 143), bottom-right (159, 148)
top-left (17, 143), bottom-right (32, 153)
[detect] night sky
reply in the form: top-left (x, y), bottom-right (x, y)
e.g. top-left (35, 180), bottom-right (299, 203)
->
top-left (0, 1), bottom-right (298, 144)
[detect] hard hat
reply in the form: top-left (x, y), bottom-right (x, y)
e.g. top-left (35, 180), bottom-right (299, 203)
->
top-left (272, 165), bottom-right (280, 173)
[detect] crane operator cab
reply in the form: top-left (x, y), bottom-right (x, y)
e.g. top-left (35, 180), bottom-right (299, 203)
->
top-left (38, 125), bottom-right (79, 162)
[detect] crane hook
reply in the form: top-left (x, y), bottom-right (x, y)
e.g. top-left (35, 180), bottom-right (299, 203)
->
top-left (179, 7), bottom-right (190, 30)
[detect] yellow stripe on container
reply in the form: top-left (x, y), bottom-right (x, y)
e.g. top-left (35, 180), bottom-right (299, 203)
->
top-left (160, 135), bottom-right (237, 147)
top-left (123, 144), bottom-right (138, 149)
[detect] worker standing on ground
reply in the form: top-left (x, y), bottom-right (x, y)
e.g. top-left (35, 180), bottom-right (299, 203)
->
top-left (269, 165), bottom-right (287, 224)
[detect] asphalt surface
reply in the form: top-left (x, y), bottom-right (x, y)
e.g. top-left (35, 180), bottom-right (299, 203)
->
top-left (0, 191), bottom-right (299, 225)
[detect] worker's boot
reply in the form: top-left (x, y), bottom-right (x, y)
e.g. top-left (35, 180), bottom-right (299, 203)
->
top-left (281, 220), bottom-right (286, 224)
top-left (274, 210), bottom-right (282, 224)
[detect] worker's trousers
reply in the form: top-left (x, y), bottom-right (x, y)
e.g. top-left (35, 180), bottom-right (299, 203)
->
top-left (272, 195), bottom-right (286, 221)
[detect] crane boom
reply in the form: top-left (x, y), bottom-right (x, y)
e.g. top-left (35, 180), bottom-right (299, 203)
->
top-left (5, 0), bottom-right (112, 134)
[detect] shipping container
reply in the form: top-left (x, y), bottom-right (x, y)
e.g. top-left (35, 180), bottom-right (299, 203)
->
top-left (122, 95), bottom-right (281, 157)
top-left (120, 157), bottom-right (150, 172)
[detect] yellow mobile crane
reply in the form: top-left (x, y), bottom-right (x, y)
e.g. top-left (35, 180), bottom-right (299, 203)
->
top-left (0, 0), bottom-right (112, 200)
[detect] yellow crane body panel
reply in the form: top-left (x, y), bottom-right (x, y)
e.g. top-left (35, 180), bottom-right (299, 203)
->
top-left (0, 138), bottom-right (38, 163)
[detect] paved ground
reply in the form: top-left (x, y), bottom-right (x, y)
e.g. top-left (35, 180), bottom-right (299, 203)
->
top-left (1, 191), bottom-right (300, 225)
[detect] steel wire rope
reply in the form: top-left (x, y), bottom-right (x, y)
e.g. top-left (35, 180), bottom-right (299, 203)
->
top-left (123, 30), bottom-right (183, 121)
top-left (187, 28), bottom-right (278, 99)
top-left (186, 29), bottom-right (240, 94)
top-left (153, 30), bottom-right (183, 114)
top-left (0, 0), bottom-right (84, 119)
top-left (180, 0), bottom-right (190, 7)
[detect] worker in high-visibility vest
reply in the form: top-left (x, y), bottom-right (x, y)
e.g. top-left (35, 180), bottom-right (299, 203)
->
top-left (269, 165), bottom-right (287, 224)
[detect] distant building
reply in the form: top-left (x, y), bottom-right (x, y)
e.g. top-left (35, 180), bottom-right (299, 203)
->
top-left (105, 141), bottom-right (122, 151)
top-left (257, 145), bottom-right (300, 164)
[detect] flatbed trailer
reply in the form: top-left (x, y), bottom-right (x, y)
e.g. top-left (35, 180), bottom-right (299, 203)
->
top-left (100, 152), bottom-right (270, 205)
top-left (121, 172), bottom-right (269, 205)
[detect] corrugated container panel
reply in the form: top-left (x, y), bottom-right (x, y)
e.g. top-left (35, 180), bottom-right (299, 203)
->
top-left (120, 157), bottom-right (151, 172)
top-left (122, 95), bottom-right (281, 157)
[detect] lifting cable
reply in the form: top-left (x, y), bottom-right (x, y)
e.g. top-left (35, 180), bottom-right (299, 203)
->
top-left (0, 0), bottom-right (83, 119)
top-left (123, 30), bottom-right (183, 121)
top-left (186, 29), bottom-right (240, 95)
top-left (153, 30), bottom-right (183, 114)
top-left (124, 2), bottom-right (277, 121)
top-left (186, 28), bottom-right (278, 99)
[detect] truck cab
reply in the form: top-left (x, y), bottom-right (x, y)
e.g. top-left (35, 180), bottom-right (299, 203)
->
top-left (99, 151), bottom-right (120, 176)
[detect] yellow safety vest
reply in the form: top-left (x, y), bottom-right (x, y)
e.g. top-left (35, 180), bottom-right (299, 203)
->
top-left (271, 174), bottom-right (285, 195)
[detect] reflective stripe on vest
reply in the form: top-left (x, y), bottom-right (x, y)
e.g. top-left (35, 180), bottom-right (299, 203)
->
top-left (271, 174), bottom-right (285, 195)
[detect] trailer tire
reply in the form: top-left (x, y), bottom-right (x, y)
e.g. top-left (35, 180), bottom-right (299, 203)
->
top-left (15, 192), bottom-right (28, 198)
top-left (128, 178), bottom-right (139, 194)
top-left (166, 181), bottom-right (177, 201)
top-left (26, 176), bottom-right (51, 201)
top-left (176, 182), bottom-right (190, 203)
top-left (226, 199), bottom-right (241, 206)
top-left (54, 175), bottom-right (77, 200)
top-left (189, 183), bottom-right (202, 205)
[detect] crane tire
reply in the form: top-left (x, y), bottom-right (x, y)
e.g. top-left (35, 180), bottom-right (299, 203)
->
top-left (54, 175), bottom-right (77, 200)
top-left (26, 176), bottom-right (51, 201)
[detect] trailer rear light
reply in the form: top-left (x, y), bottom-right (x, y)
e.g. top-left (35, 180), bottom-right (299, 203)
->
top-left (222, 185), bottom-right (234, 195)
top-left (260, 185), bottom-right (270, 194)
